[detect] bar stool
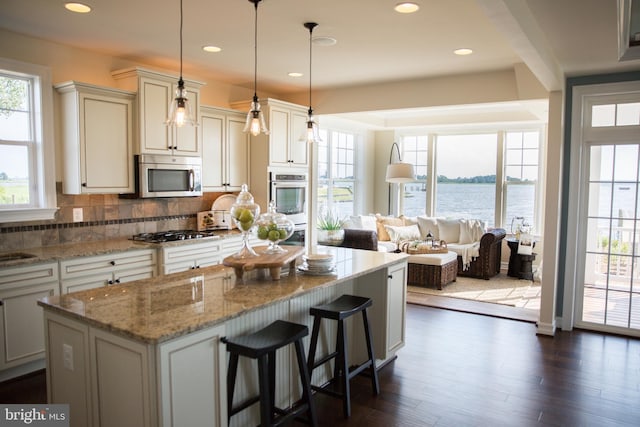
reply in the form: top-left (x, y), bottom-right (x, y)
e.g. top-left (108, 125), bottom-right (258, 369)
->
top-left (306, 294), bottom-right (380, 418)
top-left (222, 320), bottom-right (317, 427)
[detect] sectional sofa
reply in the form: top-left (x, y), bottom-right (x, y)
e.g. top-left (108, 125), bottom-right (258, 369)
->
top-left (343, 214), bottom-right (506, 280)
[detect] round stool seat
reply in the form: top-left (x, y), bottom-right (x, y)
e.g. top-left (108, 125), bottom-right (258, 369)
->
top-left (309, 294), bottom-right (372, 320)
top-left (222, 320), bottom-right (308, 358)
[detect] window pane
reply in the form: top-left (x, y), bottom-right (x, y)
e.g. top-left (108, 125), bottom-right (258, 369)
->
top-left (592, 104), bottom-right (616, 127)
top-left (613, 145), bottom-right (639, 181)
top-left (401, 135), bottom-right (428, 216)
top-left (590, 145), bottom-right (614, 181)
top-left (505, 184), bottom-right (535, 229)
top-left (435, 134), bottom-right (496, 226)
top-left (0, 144), bottom-right (30, 205)
top-left (0, 76), bottom-right (31, 141)
top-left (503, 131), bottom-right (539, 229)
top-left (616, 102), bottom-right (640, 126)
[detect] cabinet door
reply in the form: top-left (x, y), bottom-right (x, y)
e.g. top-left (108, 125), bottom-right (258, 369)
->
top-left (139, 77), bottom-right (172, 153)
top-left (201, 112), bottom-right (225, 190)
top-left (172, 85), bottom-right (200, 155)
top-left (269, 108), bottom-right (290, 166)
top-left (158, 324), bottom-right (227, 427)
top-left (289, 110), bottom-right (309, 166)
top-left (226, 115), bottom-right (249, 189)
top-left (0, 282), bottom-right (58, 370)
top-left (386, 263), bottom-right (407, 355)
top-left (82, 94), bottom-right (134, 192)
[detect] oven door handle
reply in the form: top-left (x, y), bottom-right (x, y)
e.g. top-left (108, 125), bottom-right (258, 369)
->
top-left (189, 169), bottom-right (195, 191)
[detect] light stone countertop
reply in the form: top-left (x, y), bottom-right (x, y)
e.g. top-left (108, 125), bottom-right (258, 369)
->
top-left (0, 231), bottom-right (245, 268)
top-left (38, 246), bottom-right (408, 344)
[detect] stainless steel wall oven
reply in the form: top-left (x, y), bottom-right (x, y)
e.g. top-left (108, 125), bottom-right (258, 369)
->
top-left (269, 172), bottom-right (307, 229)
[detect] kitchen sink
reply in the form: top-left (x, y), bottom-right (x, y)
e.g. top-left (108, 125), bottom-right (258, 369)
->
top-left (0, 252), bottom-right (37, 262)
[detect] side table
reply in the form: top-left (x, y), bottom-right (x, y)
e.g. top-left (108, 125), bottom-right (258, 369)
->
top-left (506, 238), bottom-right (536, 280)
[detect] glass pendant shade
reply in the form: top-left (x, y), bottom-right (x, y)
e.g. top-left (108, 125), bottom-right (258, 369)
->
top-left (243, 96), bottom-right (269, 136)
top-left (166, 80), bottom-right (197, 127)
top-left (300, 110), bottom-right (321, 143)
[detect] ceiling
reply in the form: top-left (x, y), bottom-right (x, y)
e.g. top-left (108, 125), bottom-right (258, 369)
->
top-left (0, 0), bottom-right (637, 123)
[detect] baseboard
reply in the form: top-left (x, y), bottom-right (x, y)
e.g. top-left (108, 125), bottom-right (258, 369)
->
top-left (536, 319), bottom-right (556, 336)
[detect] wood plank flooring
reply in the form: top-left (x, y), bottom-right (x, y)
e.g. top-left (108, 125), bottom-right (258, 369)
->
top-left (2, 304), bottom-right (639, 426)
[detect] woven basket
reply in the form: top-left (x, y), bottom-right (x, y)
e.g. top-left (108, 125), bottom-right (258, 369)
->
top-left (401, 240), bottom-right (448, 254)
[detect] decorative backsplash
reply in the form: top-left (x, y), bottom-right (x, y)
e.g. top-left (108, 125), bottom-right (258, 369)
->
top-left (0, 183), bottom-right (228, 251)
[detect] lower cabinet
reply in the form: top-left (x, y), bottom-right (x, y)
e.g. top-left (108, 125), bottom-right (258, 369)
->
top-left (44, 314), bottom-right (227, 427)
top-left (60, 249), bottom-right (157, 294)
top-left (0, 262), bottom-right (59, 373)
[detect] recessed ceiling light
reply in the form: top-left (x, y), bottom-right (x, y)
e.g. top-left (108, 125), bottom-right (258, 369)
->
top-left (202, 45), bottom-right (222, 53)
top-left (394, 2), bottom-right (419, 14)
top-left (454, 48), bottom-right (473, 56)
top-left (288, 72), bottom-right (303, 78)
top-left (65, 2), bottom-right (92, 13)
top-left (312, 36), bottom-right (337, 46)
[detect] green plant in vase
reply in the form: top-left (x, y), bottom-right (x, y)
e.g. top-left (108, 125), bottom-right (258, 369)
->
top-left (317, 210), bottom-right (345, 246)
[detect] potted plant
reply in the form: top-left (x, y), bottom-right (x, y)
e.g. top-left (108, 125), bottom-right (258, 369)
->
top-left (317, 210), bottom-right (345, 246)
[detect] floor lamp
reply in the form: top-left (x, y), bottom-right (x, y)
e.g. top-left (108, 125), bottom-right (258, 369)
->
top-left (386, 142), bottom-right (415, 215)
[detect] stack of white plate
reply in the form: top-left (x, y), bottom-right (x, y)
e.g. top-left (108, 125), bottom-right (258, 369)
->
top-left (298, 253), bottom-right (336, 275)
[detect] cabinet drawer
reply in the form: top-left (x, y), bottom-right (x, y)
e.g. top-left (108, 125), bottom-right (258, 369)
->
top-left (60, 250), bottom-right (156, 279)
top-left (0, 262), bottom-right (59, 289)
top-left (162, 241), bottom-right (224, 265)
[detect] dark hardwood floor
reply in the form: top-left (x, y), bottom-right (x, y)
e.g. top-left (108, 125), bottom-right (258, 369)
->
top-left (2, 304), bottom-right (639, 426)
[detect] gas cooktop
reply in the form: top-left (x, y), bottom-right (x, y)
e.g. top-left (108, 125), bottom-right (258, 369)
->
top-left (131, 230), bottom-right (217, 243)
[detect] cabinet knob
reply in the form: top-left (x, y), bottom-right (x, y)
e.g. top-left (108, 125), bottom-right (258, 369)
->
top-left (0, 300), bottom-right (3, 306)
top-left (115, 279), bottom-right (121, 284)
top-left (196, 265), bottom-right (200, 269)
top-left (110, 260), bottom-right (116, 266)
top-left (82, 183), bottom-right (87, 187)
top-left (388, 275), bottom-right (393, 279)
top-left (107, 279), bottom-right (114, 285)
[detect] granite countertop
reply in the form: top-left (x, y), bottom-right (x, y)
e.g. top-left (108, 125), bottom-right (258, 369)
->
top-left (0, 230), bottom-right (245, 268)
top-left (38, 247), bottom-right (408, 344)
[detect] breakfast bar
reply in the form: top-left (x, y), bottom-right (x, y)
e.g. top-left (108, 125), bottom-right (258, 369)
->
top-left (38, 247), bottom-right (407, 427)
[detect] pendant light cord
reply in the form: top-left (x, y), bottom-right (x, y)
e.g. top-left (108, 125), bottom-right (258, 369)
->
top-left (253, 0), bottom-right (258, 98)
top-left (179, 0), bottom-right (184, 81)
top-left (308, 24), bottom-right (313, 112)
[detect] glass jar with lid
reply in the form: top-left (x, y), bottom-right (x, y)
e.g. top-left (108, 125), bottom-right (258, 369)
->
top-left (229, 184), bottom-right (260, 258)
top-left (255, 201), bottom-right (295, 254)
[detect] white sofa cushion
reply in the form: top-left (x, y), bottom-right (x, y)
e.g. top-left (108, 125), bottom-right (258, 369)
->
top-left (377, 241), bottom-right (397, 252)
top-left (438, 218), bottom-right (461, 243)
top-left (384, 224), bottom-right (421, 242)
top-left (375, 214), bottom-right (405, 241)
top-left (407, 251), bottom-right (458, 266)
top-left (344, 214), bottom-right (378, 231)
top-left (416, 216), bottom-right (440, 240)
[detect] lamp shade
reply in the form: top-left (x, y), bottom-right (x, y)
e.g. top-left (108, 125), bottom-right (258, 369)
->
top-left (385, 162), bottom-right (415, 183)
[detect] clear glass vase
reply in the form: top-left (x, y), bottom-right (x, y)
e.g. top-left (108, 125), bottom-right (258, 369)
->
top-left (255, 201), bottom-right (295, 254)
top-left (230, 184), bottom-right (260, 258)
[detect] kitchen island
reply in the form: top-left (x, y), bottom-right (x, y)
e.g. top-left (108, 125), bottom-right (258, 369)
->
top-left (39, 246), bottom-right (408, 427)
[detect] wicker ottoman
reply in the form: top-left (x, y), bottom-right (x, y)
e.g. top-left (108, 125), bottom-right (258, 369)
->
top-left (407, 251), bottom-right (458, 290)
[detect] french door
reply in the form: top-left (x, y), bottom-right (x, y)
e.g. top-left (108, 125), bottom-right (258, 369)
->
top-left (571, 81), bottom-right (640, 336)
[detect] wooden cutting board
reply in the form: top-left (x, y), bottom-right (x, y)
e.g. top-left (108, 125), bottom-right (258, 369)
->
top-left (223, 245), bottom-right (304, 280)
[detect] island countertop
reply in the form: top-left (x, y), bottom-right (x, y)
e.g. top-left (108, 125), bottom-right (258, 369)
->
top-left (38, 246), bottom-right (407, 344)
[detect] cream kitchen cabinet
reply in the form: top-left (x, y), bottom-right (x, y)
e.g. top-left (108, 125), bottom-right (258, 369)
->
top-left (200, 106), bottom-right (249, 192)
top-left (0, 261), bottom-right (58, 375)
top-left (60, 249), bottom-right (157, 294)
top-left (231, 98), bottom-right (309, 168)
top-left (112, 67), bottom-right (203, 156)
top-left (55, 81), bottom-right (135, 194)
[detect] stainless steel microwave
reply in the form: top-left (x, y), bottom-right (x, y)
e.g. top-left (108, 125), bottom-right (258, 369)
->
top-left (136, 154), bottom-right (202, 198)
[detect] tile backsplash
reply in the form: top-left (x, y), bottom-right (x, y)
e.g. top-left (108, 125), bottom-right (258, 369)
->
top-left (0, 183), bottom-right (229, 251)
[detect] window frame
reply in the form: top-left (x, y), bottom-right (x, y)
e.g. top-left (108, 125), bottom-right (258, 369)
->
top-left (399, 125), bottom-right (545, 233)
top-left (0, 58), bottom-right (57, 222)
top-left (317, 128), bottom-right (358, 219)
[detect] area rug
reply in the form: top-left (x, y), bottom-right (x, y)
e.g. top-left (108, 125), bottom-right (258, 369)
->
top-left (407, 274), bottom-right (541, 308)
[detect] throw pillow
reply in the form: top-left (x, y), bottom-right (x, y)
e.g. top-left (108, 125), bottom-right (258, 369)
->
top-left (375, 214), bottom-right (405, 241)
top-left (384, 224), bottom-right (421, 243)
top-left (438, 218), bottom-right (461, 243)
top-left (416, 216), bottom-right (439, 240)
top-left (359, 215), bottom-right (378, 232)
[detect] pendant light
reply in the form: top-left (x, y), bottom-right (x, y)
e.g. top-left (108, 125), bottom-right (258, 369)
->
top-left (165, 0), bottom-right (197, 127)
top-left (243, 0), bottom-right (269, 136)
top-left (301, 22), bottom-right (322, 143)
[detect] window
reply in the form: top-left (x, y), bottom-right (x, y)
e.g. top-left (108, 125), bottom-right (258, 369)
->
top-left (317, 129), bottom-right (356, 219)
top-left (0, 58), bottom-right (56, 221)
top-left (591, 102), bottom-right (640, 127)
top-left (402, 135), bottom-right (429, 217)
top-left (400, 127), bottom-right (543, 232)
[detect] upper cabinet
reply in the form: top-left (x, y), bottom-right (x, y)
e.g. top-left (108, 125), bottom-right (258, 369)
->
top-left (55, 81), bottom-right (135, 194)
top-left (200, 106), bottom-right (250, 192)
top-left (232, 98), bottom-right (309, 169)
top-left (112, 67), bottom-right (203, 156)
